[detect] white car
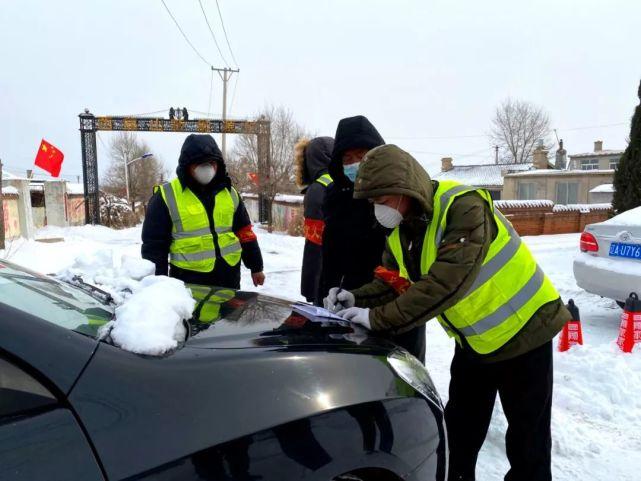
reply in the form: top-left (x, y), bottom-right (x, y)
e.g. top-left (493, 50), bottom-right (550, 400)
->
top-left (573, 206), bottom-right (641, 307)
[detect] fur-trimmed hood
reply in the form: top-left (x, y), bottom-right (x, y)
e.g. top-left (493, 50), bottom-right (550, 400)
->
top-left (294, 136), bottom-right (334, 187)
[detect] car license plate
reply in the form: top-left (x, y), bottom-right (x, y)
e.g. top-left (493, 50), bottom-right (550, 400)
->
top-left (609, 242), bottom-right (641, 260)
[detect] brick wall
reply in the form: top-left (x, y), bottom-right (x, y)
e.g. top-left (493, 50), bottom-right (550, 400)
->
top-left (498, 204), bottom-right (611, 236)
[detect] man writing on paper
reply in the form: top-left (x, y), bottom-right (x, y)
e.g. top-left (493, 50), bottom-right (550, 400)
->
top-left (324, 144), bottom-right (570, 481)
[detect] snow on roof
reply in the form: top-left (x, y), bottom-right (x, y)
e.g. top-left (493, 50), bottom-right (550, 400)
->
top-left (2, 170), bottom-right (26, 180)
top-left (553, 203), bottom-right (612, 213)
top-left (239, 193), bottom-right (303, 204)
top-left (274, 194), bottom-right (303, 204)
top-left (569, 149), bottom-right (624, 158)
top-left (589, 184), bottom-right (614, 193)
top-left (66, 182), bottom-right (84, 195)
top-left (433, 163), bottom-right (534, 187)
top-left (505, 169), bottom-right (614, 177)
top-left (495, 199), bottom-right (554, 209)
top-left (2, 186), bottom-right (19, 196)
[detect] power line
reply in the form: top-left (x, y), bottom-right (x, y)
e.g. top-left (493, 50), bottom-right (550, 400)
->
top-left (214, 0), bottom-right (239, 67)
top-left (197, 0), bottom-right (229, 67)
top-left (160, 0), bottom-right (212, 67)
top-left (207, 67), bottom-right (215, 117)
top-left (229, 72), bottom-right (239, 117)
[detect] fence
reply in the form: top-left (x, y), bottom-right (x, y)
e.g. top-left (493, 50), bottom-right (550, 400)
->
top-left (243, 194), bottom-right (613, 238)
top-left (495, 200), bottom-right (612, 236)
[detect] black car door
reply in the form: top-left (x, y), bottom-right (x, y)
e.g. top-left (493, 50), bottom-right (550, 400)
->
top-left (0, 353), bottom-right (105, 481)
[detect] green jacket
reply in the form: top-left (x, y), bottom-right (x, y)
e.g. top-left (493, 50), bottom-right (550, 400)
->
top-left (351, 145), bottom-right (570, 362)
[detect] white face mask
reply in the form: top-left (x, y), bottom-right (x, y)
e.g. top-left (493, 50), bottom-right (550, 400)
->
top-left (374, 200), bottom-right (404, 228)
top-left (193, 164), bottom-right (216, 185)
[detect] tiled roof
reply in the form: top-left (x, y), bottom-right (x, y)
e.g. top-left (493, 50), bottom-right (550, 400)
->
top-left (433, 163), bottom-right (534, 188)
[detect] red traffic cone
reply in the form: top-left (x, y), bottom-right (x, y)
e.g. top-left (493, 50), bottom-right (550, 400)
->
top-left (617, 292), bottom-right (641, 353)
top-left (558, 299), bottom-right (583, 352)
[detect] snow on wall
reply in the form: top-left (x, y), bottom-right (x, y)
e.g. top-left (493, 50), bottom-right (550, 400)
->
top-left (553, 203), bottom-right (612, 213)
top-left (495, 199), bottom-right (554, 209)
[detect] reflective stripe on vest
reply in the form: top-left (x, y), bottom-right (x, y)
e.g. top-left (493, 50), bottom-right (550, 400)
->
top-left (158, 179), bottom-right (242, 273)
top-left (388, 180), bottom-right (560, 354)
top-left (315, 173), bottom-right (333, 187)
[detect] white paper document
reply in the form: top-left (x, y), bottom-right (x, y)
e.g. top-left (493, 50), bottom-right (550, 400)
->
top-left (291, 303), bottom-right (347, 322)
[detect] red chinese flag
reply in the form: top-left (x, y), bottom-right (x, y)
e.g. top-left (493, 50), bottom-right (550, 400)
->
top-left (34, 139), bottom-right (64, 177)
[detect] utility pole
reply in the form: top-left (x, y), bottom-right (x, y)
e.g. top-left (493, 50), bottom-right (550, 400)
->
top-left (212, 66), bottom-right (239, 159)
top-left (0, 159), bottom-right (4, 250)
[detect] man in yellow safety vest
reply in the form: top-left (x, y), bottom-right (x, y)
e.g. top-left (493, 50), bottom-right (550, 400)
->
top-left (142, 134), bottom-right (265, 289)
top-left (324, 144), bottom-right (571, 481)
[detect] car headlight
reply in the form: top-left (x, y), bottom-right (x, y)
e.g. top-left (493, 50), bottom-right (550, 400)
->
top-left (387, 349), bottom-right (441, 405)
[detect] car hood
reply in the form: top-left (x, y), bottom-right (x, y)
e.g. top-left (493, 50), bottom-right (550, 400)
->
top-left (185, 287), bottom-right (395, 351)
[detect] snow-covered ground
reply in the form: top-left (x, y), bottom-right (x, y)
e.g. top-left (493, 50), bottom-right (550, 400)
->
top-left (2, 225), bottom-right (640, 479)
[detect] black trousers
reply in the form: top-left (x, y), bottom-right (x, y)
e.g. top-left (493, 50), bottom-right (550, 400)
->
top-left (445, 341), bottom-right (553, 481)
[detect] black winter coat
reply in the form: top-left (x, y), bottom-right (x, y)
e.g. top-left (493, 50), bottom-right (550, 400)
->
top-left (295, 137), bottom-right (334, 303)
top-left (141, 134), bottom-right (263, 289)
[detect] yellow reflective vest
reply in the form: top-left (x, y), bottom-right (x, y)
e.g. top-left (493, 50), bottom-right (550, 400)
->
top-left (156, 178), bottom-right (242, 273)
top-left (387, 180), bottom-right (561, 354)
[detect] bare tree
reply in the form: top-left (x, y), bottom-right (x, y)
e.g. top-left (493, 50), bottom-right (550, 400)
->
top-left (227, 105), bottom-right (310, 197)
top-left (490, 98), bottom-right (552, 164)
top-left (102, 132), bottom-right (167, 212)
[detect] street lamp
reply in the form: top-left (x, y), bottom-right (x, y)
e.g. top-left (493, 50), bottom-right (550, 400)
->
top-left (124, 152), bottom-right (153, 205)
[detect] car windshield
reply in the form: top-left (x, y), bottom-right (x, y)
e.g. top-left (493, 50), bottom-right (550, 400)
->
top-left (0, 261), bottom-right (113, 337)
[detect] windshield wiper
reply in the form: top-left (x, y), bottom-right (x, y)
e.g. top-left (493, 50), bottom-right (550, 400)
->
top-left (60, 275), bottom-right (116, 306)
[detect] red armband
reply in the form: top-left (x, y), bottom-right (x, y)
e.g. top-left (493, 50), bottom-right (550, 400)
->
top-left (374, 266), bottom-right (411, 295)
top-left (236, 225), bottom-right (258, 243)
top-left (303, 218), bottom-right (325, 246)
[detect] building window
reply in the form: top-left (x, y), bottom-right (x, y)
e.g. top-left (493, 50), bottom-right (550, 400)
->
top-left (488, 190), bottom-right (501, 201)
top-left (556, 182), bottom-right (578, 205)
top-left (581, 158), bottom-right (599, 170)
top-left (609, 158), bottom-right (620, 170)
top-left (517, 182), bottom-right (537, 200)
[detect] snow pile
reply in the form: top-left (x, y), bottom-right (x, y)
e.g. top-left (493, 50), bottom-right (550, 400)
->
top-left (589, 183), bottom-right (614, 193)
top-left (495, 199), bottom-right (554, 209)
top-left (57, 251), bottom-right (155, 303)
top-left (603, 206), bottom-right (641, 227)
top-left (104, 276), bottom-right (195, 355)
top-left (553, 203), bottom-right (612, 213)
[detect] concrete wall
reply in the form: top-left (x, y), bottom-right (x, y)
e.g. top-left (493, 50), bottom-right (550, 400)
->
top-left (4, 179), bottom-right (34, 239)
top-left (242, 195), bottom-right (304, 235)
top-left (66, 195), bottom-right (85, 226)
top-left (503, 170), bottom-right (614, 204)
top-left (3, 196), bottom-right (21, 239)
top-left (44, 181), bottom-right (68, 227)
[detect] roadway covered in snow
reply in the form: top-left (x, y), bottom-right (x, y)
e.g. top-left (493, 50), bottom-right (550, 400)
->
top-left (1, 225), bottom-right (640, 480)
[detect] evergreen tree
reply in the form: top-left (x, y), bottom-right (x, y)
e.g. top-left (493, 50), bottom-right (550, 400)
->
top-left (613, 80), bottom-right (641, 213)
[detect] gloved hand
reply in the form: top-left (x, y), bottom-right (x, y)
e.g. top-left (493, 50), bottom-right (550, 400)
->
top-left (337, 307), bottom-right (371, 330)
top-left (323, 288), bottom-right (355, 313)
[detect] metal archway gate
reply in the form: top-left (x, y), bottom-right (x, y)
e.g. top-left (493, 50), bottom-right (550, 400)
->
top-left (79, 110), bottom-right (271, 225)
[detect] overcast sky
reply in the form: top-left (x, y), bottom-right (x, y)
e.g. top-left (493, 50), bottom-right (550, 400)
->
top-left (1, 0), bottom-right (640, 183)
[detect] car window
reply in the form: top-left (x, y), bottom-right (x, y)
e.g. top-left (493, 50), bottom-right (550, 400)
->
top-left (0, 355), bottom-right (56, 418)
top-left (0, 263), bottom-right (113, 337)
